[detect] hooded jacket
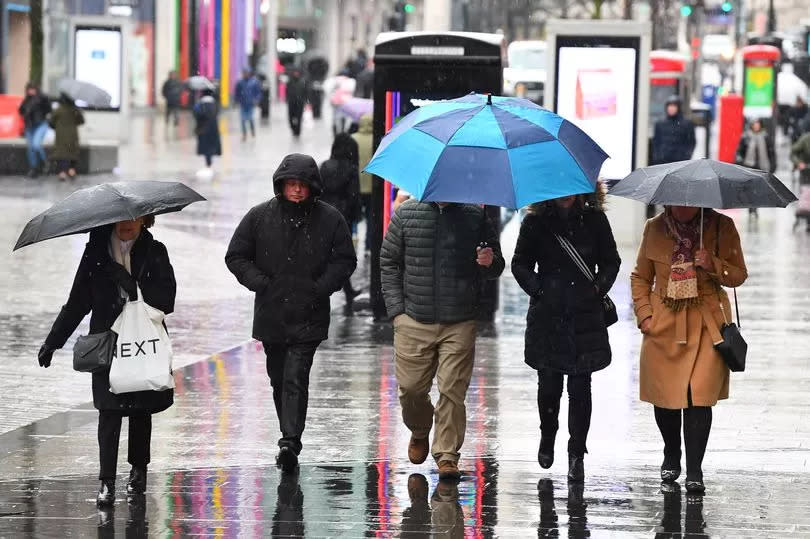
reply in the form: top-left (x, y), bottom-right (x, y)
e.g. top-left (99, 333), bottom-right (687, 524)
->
top-left (225, 154), bottom-right (357, 344)
top-left (652, 99), bottom-right (696, 165)
top-left (511, 188), bottom-right (621, 374)
top-left (352, 114), bottom-right (374, 195)
top-left (319, 134), bottom-right (361, 223)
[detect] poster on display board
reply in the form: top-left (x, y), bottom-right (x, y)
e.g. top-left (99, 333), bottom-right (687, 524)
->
top-left (74, 26), bottom-right (122, 110)
top-left (554, 37), bottom-right (640, 180)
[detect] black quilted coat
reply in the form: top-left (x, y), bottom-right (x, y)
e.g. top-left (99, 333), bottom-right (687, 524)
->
top-left (511, 200), bottom-right (621, 374)
top-left (379, 200), bottom-right (505, 324)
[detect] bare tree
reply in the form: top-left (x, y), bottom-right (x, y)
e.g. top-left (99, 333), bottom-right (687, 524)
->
top-left (30, 0), bottom-right (44, 85)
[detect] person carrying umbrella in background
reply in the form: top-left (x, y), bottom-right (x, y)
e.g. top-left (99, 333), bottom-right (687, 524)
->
top-left (18, 181), bottom-right (204, 507)
top-left (319, 133), bottom-right (363, 314)
top-left (48, 93), bottom-right (84, 181)
top-left (511, 184), bottom-right (621, 482)
top-left (193, 88), bottom-right (222, 174)
top-left (225, 153), bottom-right (357, 474)
top-left (790, 131), bottom-right (810, 232)
top-left (286, 67), bottom-right (308, 138)
top-left (18, 81), bottom-right (52, 178)
top-left (735, 118), bottom-right (775, 218)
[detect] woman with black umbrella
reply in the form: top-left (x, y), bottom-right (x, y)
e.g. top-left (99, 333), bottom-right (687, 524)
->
top-left (37, 216), bottom-right (176, 506)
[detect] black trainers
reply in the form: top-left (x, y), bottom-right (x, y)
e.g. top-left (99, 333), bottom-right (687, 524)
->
top-left (276, 446), bottom-right (299, 473)
top-left (96, 479), bottom-right (115, 507)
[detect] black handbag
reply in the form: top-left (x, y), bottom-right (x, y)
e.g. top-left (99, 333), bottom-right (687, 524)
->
top-left (73, 331), bottom-right (116, 373)
top-left (555, 234), bottom-right (618, 327)
top-left (715, 288), bottom-right (747, 372)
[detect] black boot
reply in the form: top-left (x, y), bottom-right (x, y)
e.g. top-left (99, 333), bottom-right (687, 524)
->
top-left (567, 455), bottom-right (584, 482)
top-left (96, 479), bottom-right (115, 507)
top-left (276, 446), bottom-right (299, 473)
top-left (538, 433), bottom-right (555, 469)
top-left (685, 471), bottom-right (705, 494)
top-left (661, 451), bottom-right (682, 482)
top-left (126, 466), bottom-right (147, 496)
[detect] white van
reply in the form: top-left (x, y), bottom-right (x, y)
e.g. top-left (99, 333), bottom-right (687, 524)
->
top-left (503, 41), bottom-right (547, 105)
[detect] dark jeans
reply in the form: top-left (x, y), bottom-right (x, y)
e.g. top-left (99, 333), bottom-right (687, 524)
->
top-left (360, 193), bottom-right (372, 250)
top-left (204, 154), bottom-right (213, 167)
top-left (165, 104), bottom-right (179, 125)
top-left (288, 108), bottom-right (303, 136)
top-left (263, 341), bottom-right (320, 454)
top-left (98, 411), bottom-right (152, 481)
top-left (538, 370), bottom-right (592, 457)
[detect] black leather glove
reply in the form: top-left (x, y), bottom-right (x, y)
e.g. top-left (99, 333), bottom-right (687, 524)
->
top-left (104, 261), bottom-right (138, 300)
top-left (38, 344), bottom-right (56, 368)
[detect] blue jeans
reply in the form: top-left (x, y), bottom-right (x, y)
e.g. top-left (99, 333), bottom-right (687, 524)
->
top-left (240, 106), bottom-right (255, 136)
top-left (24, 122), bottom-right (49, 168)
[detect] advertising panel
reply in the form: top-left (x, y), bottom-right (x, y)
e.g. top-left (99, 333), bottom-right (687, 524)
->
top-left (743, 65), bottom-right (775, 119)
top-left (556, 44), bottom-right (638, 179)
top-left (74, 26), bottom-right (122, 110)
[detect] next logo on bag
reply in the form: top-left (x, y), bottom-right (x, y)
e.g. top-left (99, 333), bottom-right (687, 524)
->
top-left (114, 338), bottom-right (161, 359)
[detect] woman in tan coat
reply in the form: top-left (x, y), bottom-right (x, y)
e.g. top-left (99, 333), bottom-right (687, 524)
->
top-left (631, 206), bottom-right (746, 493)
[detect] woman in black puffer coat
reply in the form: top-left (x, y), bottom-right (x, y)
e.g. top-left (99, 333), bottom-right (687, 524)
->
top-left (511, 185), bottom-right (620, 481)
top-left (319, 133), bottom-right (361, 311)
top-left (37, 217), bottom-right (176, 506)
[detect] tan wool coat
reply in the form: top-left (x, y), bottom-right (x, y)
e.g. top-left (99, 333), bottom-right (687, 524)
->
top-left (630, 212), bottom-right (747, 409)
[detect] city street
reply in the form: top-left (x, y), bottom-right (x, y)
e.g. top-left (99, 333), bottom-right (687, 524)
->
top-left (0, 106), bottom-right (809, 537)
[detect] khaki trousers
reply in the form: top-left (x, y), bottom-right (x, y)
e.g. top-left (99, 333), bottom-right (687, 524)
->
top-left (393, 314), bottom-right (476, 463)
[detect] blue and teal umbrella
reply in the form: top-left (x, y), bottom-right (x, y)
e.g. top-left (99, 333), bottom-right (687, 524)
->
top-left (364, 93), bottom-right (609, 209)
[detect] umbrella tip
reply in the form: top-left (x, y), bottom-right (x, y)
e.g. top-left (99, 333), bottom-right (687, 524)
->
top-left (486, 93), bottom-right (492, 105)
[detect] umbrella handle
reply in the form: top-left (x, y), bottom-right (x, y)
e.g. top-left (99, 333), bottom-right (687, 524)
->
top-left (700, 208), bottom-right (704, 250)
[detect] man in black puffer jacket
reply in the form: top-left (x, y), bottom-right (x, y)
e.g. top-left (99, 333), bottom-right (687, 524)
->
top-left (380, 200), bottom-right (504, 480)
top-left (651, 96), bottom-right (696, 165)
top-left (225, 153), bottom-right (357, 472)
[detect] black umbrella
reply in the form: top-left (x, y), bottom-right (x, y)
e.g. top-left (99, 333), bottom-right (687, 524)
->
top-left (14, 181), bottom-right (206, 251)
top-left (609, 159), bottom-right (797, 209)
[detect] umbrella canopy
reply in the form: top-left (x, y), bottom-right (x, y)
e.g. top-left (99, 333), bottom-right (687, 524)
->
top-left (58, 79), bottom-right (112, 108)
top-left (609, 159), bottom-right (797, 208)
top-left (186, 75), bottom-right (214, 91)
top-left (14, 181), bottom-right (206, 251)
top-left (364, 93), bottom-right (608, 209)
top-left (338, 98), bottom-right (373, 122)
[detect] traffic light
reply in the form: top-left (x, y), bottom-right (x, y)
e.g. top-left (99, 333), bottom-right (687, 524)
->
top-left (680, 4), bottom-right (693, 16)
top-left (389, 0), bottom-right (409, 31)
top-left (403, 3), bottom-right (415, 13)
top-left (721, 1), bottom-right (733, 12)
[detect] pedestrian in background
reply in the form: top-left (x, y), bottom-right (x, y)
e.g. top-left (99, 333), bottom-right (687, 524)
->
top-left (225, 153), bottom-right (356, 473)
top-left (48, 93), bottom-right (84, 181)
top-left (736, 118), bottom-right (775, 218)
top-left (38, 217), bottom-right (176, 506)
top-left (193, 88), bottom-right (221, 171)
top-left (791, 131), bottom-right (810, 231)
top-left (286, 67), bottom-right (307, 137)
top-left (319, 133), bottom-right (362, 314)
top-left (380, 199), bottom-right (504, 480)
top-left (351, 114), bottom-right (374, 253)
top-left (18, 82), bottom-right (51, 178)
top-left (651, 96), bottom-right (696, 166)
top-left (789, 96), bottom-right (809, 143)
top-left (511, 186), bottom-right (621, 482)
top-left (161, 70), bottom-right (183, 126)
top-left (235, 68), bottom-right (260, 141)
top-left (631, 206), bottom-right (747, 493)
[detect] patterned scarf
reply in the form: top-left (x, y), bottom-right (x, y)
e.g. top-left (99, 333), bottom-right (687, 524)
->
top-left (662, 209), bottom-right (704, 311)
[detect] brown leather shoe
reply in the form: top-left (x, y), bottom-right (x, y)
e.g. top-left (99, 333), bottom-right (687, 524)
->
top-left (408, 436), bottom-right (429, 464)
top-left (438, 460), bottom-right (461, 480)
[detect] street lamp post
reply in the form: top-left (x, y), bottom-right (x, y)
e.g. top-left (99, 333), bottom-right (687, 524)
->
top-left (766, 0), bottom-right (776, 33)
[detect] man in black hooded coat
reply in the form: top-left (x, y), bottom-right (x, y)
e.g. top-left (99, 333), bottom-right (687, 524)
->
top-left (225, 153), bottom-right (357, 472)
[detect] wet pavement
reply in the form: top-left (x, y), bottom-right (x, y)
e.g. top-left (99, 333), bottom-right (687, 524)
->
top-left (0, 106), bottom-right (809, 536)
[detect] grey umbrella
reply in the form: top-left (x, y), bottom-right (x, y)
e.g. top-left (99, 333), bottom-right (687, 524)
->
top-left (58, 78), bottom-right (112, 108)
top-left (186, 75), bottom-right (214, 91)
top-left (609, 159), bottom-right (797, 209)
top-left (14, 181), bottom-right (206, 251)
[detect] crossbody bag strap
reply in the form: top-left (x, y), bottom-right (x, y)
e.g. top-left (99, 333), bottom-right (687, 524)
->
top-left (555, 234), bottom-right (595, 283)
top-left (714, 215), bottom-right (741, 327)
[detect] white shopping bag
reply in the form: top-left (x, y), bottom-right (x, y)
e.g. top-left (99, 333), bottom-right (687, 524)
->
top-left (109, 288), bottom-right (175, 394)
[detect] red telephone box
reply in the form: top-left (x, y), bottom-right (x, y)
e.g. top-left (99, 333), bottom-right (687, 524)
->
top-left (740, 45), bottom-right (780, 128)
top-left (649, 51), bottom-right (689, 129)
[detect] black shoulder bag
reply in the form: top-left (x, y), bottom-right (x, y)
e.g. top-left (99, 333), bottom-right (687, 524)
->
top-left (555, 234), bottom-right (618, 327)
top-left (712, 222), bottom-right (747, 372)
top-left (72, 245), bottom-right (150, 373)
